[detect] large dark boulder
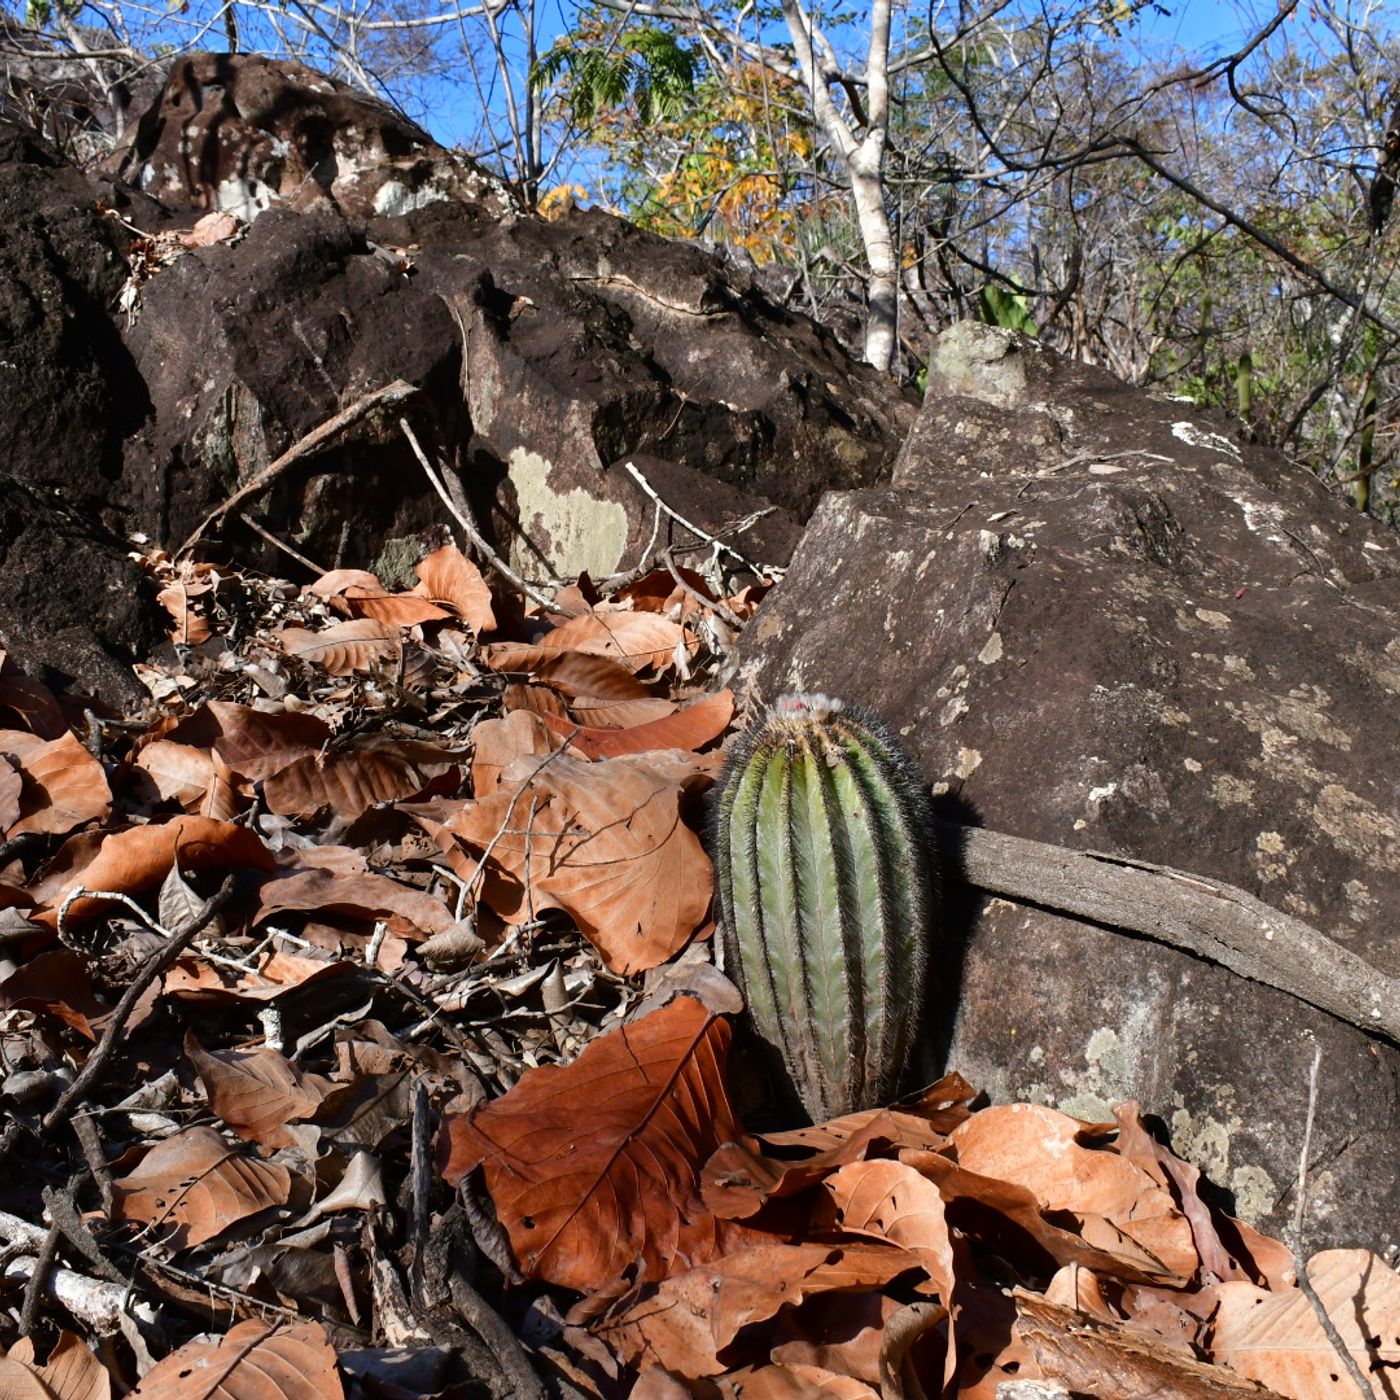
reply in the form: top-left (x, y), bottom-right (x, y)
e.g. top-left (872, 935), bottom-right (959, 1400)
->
top-left (110, 53), bottom-right (910, 578)
top-left (731, 321), bottom-right (1400, 1253)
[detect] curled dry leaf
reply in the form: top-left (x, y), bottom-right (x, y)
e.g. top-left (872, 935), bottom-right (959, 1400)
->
top-left (111, 1125), bottom-right (292, 1248)
top-left (36, 815), bottom-right (274, 927)
top-left (540, 689), bottom-right (734, 759)
top-left (439, 996), bottom-right (751, 1292)
top-left (543, 611), bottom-right (694, 673)
top-left (448, 751), bottom-right (713, 973)
top-left (170, 701), bottom-right (330, 781)
top-left (1209, 1248), bottom-right (1400, 1399)
top-left (262, 746), bottom-right (457, 823)
top-left (136, 741), bottom-right (247, 819)
top-left (599, 1242), bottom-right (916, 1378)
top-left (130, 1319), bottom-right (342, 1400)
top-left (479, 643), bottom-right (656, 699)
top-left (1, 1332), bottom-right (110, 1400)
top-left (277, 619), bottom-right (401, 675)
top-left (714, 1364), bottom-right (880, 1399)
top-left (951, 1103), bottom-right (1199, 1282)
top-left (164, 948), bottom-right (357, 1003)
top-left (414, 543), bottom-right (495, 633)
top-left (5, 730), bottom-right (111, 838)
top-left (156, 580), bottom-right (213, 646)
top-left (0, 753), bottom-right (21, 831)
top-left (254, 866), bottom-right (452, 934)
top-left (0, 652), bottom-right (67, 739)
top-left (186, 1032), bottom-right (334, 1148)
top-left (340, 588), bottom-right (450, 627)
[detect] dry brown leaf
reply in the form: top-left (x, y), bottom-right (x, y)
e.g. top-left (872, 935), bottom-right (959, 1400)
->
top-left (156, 580), bottom-right (213, 645)
top-left (36, 816), bottom-right (274, 927)
top-left (8, 730), bottom-right (111, 838)
top-left (703, 1075), bottom-right (978, 1220)
top-left (541, 690), bottom-right (734, 759)
top-left (0, 949), bottom-right (103, 1039)
top-left (414, 544), bottom-right (495, 633)
top-left (950, 1103), bottom-right (1199, 1281)
top-left (263, 746), bottom-right (456, 822)
top-left (598, 1243), bottom-right (915, 1378)
top-left (3, 1332), bottom-right (109, 1400)
top-left (447, 751), bottom-right (712, 973)
top-left (439, 996), bottom-right (752, 1292)
top-left (1209, 1249), bottom-right (1400, 1398)
top-left (343, 590), bottom-right (450, 627)
top-left (715, 1365), bottom-right (880, 1399)
top-left (171, 701), bottom-right (330, 781)
top-left (544, 611), bottom-right (693, 673)
top-left (186, 1033), bottom-right (334, 1148)
top-left (254, 866), bottom-right (451, 934)
top-left (471, 711), bottom-right (560, 796)
top-left (307, 568), bottom-right (386, 597)
top-left (1015, 1291), bottom-right (1283, 1398)
top-left (164, 948), bottom-right (356, 1002)
top-left (479, 644), bottom-right (655, 699)
top-left (823, 1161), bottom-right (960, 1392)
top-left (0, 652), bottom-right (67, 739)
top-left (568, 695), bottom-right (680, 728)
top-left (277, 619), bottom-right (401, 675)
top-left (136, 739), bottom-right (218, 808)
top-left (1114, 1102), bottom-right (1291, 1289)
top-left (130, 1319), bottom-right (342, 1400)
top-left (0, 754), bottom-right (21, 831)
top-left (0, 1357), bottom-right (54, 1400)
top-left (111, 1125), bottom-right (292, 1248)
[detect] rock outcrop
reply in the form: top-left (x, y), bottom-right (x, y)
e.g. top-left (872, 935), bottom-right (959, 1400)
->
top-left (731, 321), bottom-right (1400, 1252)
top-left (109, 53), bottom-right (910, 579)
top-left (0, 54), bottom-right (911, 699)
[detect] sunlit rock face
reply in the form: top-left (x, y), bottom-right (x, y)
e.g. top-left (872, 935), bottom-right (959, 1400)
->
top-left (733, 321), bottom-right (1400, 1254)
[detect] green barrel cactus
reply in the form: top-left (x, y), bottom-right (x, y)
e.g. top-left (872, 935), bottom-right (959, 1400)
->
top-left (713, 693), bottom-right (938, 1121)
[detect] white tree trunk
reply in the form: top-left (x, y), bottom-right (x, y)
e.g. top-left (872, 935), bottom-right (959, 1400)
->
top-left (781, 0), bottom-right (898, 373)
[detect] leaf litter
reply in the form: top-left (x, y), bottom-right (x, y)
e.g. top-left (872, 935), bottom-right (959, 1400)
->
top-left (0, 533), bottom-right (1390, 1400)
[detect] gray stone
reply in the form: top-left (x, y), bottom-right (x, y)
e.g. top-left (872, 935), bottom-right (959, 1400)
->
top-left (731, 322), bottom-right (1400, 1254)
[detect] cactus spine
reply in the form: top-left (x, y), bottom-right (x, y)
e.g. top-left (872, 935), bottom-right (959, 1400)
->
top-left (714, 693), bottom-right (938, 1121)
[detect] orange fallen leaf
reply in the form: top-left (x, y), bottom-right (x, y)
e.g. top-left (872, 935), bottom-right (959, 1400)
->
top-left (540, 689), bottom-right (734, 758)
top-left (599, 1243), bottom-right (915, 1378)
top-left (130, 1319), bottom-right (342, 1400)
top-left (186, 1033), bottom-right (334, 1148)
top-left (254, 865), bottom-right (451, 934)
top-left (111, 1125), bottom-right (291, 1248)
top-left (1210, 1249), bottom-right (1400, 1398)
top-left (447, 751), bottom-right (713, 973)
top-left (414, 544), bottom-right (495, 633)
top-left (950, 1103), bottom-right (1198, 1281)
top-left (277, 619), bottom-right (401, 674)
top-left (543, 610), bottom-right (694, 673)
top-left (2, 1331), bottom-right (109, 1400)
top-left (262, 744), bottom-right (458, 821)
top-left (36, 816), bottom-right (274, 927)
top-left (439, 996), bottom-right (751, 1292)
top-left (7, 730), bottom-right (111, 837)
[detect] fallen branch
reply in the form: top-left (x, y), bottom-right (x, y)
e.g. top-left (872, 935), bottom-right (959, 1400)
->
top-left (41, 877), bottom-right (239, 1137)
top-left (2, 1255), bottom-right (155, 1334)
top-left (940, 822), bottom-right (1400, 1044)
top-left (178, 379), bottom-right (420, 556)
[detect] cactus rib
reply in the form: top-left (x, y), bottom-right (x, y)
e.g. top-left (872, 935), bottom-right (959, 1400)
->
top-left (714, 693), bottom-right (938, 1120)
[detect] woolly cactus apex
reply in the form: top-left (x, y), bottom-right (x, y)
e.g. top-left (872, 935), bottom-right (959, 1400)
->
top-left (713, 692), bottom-right (939, 1121)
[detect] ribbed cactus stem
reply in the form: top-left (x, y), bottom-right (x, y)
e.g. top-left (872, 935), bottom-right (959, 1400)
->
top-left (714, 693), bottom-right (938, 1120)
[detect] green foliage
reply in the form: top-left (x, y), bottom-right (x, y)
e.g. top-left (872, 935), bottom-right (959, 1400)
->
top-left (531, 26), bottom-right (697, 128)
top-left (978, 283), bottom-right (1038, 337)
top-left (713, 693), bottom-right (938, 1121)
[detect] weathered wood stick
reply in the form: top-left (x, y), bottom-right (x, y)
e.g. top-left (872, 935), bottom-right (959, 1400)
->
top-left (938, 821), bottom-right (1400, 1044)
top-left (178, 378), bottom-right (420, 556)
